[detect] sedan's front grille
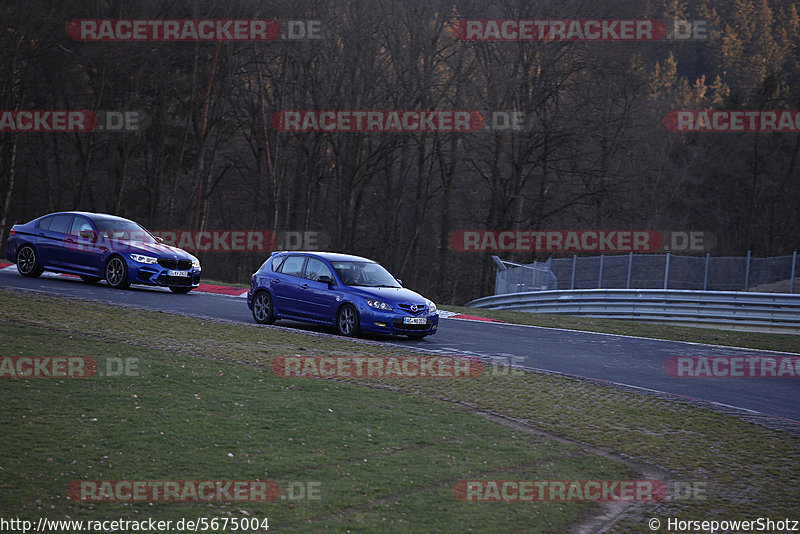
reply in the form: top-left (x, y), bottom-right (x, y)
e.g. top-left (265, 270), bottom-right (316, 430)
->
top-left (158, 258), bottom-right (177, 269)
top-left (396, 303), bottom-right (427, 315)
top-left (157, 258), bottom-right (193, 270)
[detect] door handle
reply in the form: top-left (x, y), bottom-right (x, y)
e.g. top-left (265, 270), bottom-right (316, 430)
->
top-left (272, 278), bottom-right (280, 284)
top-left (300, 284), bottom-right (309, 290)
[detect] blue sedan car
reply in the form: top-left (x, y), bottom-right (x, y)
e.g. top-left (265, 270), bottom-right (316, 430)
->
top-left (5, 211), bottom-right (201, 293)
top-left (247, 252), bottom-right (439, 338)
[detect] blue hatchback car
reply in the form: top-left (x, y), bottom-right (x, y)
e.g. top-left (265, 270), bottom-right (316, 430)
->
top-left (5, 211), bottom-right (201, 293)
top-left (247, 251), bottom-right (439, 338)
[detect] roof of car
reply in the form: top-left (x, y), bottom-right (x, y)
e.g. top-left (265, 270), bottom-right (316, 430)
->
top-left (45, 211), bottom-right (135, 223)
top-left (273, 251), bottom-right (376, 263)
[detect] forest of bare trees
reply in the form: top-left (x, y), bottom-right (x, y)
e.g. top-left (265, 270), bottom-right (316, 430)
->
top-left (1, 0), bottom-right (799, 303)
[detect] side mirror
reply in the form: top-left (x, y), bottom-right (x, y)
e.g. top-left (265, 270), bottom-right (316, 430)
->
top-left (79, 230), bottom-right (97, 242)
top-left (317, 275), bottom-right (335, 286)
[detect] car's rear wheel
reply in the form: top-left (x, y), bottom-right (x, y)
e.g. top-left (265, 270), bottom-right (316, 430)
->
top-left (336, 304), bottom-right (360, 337)
top-left (16, 245), bottom-right (43, 277)
top-left (169, 286), bottom-right (192, 294)
top-left (252, 291), bottom-right (275, 324)
top-left (80, 275), bottom-right (100, 284)
top-left (105, 256), bottom-right (130, 289)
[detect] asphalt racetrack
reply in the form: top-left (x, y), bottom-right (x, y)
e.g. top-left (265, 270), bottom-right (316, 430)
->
top-left (1, 267), bottom-right (798, 425)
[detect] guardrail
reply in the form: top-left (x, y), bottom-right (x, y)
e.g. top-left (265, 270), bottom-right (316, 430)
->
top-left (466, 289), bottom-right (800, 333)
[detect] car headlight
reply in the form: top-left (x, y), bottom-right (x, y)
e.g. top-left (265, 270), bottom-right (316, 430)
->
top-left (366, 299), bottom-right (393, 311)
top-left (130, 254), bottom-right (158, 264)
top-left (426, 299), bottom-right (437, 313)
top-left (191, 258), bottom-right (201, 269)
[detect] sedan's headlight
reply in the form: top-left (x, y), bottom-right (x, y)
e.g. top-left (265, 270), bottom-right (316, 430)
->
top-left (191, 258), bottom-right (201, 269)
top-left (366, 299), bottom-right (393, 311)
top-left (130, 254), bottom-right (158, 264)
top-left (426, 299), bottom-right (437, 313)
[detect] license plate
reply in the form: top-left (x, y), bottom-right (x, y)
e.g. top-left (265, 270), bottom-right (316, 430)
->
top-left (168, 270), bottom-right (190, 277)
top-left (403, 317), bottom-right (427, 325)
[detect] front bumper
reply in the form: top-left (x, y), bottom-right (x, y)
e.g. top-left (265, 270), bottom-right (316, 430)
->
top-left (131, 264), bottom-right (201, 288)
top-left (358, 305), bottom-right (439, 336)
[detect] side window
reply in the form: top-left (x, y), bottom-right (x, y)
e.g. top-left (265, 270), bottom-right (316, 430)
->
top-left (37, 216), bottom-right (53, 230)
top-left (48, 214), bottom-right (73, 234)
top-left (69, 216), bottom-right (94, 236)
top-left (277, 256), bottom-right (306, 278)
top-left (304, 258), bottom-right (333, 282)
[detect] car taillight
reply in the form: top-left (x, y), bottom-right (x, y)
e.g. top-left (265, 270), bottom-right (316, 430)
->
top-left (8, 229), bottom-right (14, 236)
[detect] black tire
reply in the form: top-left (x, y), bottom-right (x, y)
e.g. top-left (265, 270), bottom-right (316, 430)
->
top-left (105, 256), bottom-right (130, 289)
top-left (169, 286), bottom-right (193, 294)
top-left (252, 291), bottom-right (275, 324)
top-left (336, 303), bottom-right (360, 337)
top-left (16, 245), bottom-right (43, 277)
top-left (406, 333), bottom-right (427, 340)
top-left (80, 275), bottom-right (101, 284)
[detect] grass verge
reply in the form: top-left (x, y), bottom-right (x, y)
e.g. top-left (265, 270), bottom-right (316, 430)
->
top-left (0, 288), bottom-right (797, 532)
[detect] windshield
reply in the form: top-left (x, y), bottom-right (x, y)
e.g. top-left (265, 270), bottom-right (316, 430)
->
top-left (94, 219), bottom-right (158, 245)
top-left (331, 261), bottom-right (401, 287)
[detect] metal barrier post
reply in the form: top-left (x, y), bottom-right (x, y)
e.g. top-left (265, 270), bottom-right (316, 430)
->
top-left (703, 252), bottom-right (710, 291)
top-left (664, 253), bottom-right (670, 290)
top-left (598, 254), bottom-right (605, 289)
top-left (791, 251), bottom-right (797, 294)
top-left (626, 252), bottom-right (633, 289)
top-left (744, 250), bottom-right (752, 291)
top-left (570, 254), bottom-right (577, 290)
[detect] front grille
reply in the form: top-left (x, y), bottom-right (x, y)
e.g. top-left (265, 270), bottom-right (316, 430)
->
top-left (396, 303), bottom-right (427, 315)
top-left (158, 258), bottom-right (177, 269)
top-left (157, 258), bottom-right (193, 270)
top-left (392, 319), bottom-right (430, 331)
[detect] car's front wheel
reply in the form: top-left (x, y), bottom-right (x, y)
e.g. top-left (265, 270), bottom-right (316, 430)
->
top-left (252, 291), bottom-right (276, 324)
top-left (169, 286), bottom-right (193, 294)
top-left (105, 256), bottom-right (130, 289)
top-left (336, 304), bottom-right (360, 337)
top-left (16, 245), bottom-right (43, 277)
